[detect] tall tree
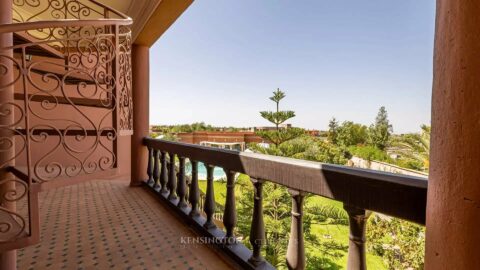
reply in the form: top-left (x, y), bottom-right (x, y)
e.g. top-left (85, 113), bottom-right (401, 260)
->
top-left (245, 91), bottom-right (348, 268)
top-left (260, 88), bottom-right (296, 131)
top-left (257, 88), bottom-right (303, 147)
top-left (328, 117), bottom-right (339, 144)
top-left (368, 106), bottom-right (393, 150)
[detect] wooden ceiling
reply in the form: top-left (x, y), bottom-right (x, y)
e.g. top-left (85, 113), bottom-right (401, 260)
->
top-left (99, 0), bottom-right (162, 41)
top-left (99, 0), bottom-right (193, 47)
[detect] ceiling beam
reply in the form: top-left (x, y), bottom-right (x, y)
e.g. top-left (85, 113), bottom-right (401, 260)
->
top-left (133, 0), bottom-right (193, 47)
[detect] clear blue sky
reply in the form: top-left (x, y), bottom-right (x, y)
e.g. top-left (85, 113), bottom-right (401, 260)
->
top-left (150, 0), bottom-right (435, 133)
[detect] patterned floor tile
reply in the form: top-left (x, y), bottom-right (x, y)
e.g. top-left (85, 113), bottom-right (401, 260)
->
top-left (17, 180), bottom-right (233, 270)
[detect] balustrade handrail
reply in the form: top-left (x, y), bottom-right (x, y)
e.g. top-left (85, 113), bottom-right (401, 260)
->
top-left (143, 137), bottom-right (428, 269)
top-left (144, 137), bottom-right (427, 224)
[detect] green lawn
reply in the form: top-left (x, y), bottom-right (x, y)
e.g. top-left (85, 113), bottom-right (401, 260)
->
top-left (310, 223), bottom-right (385, 269)
top-left (198, 179), bottom-right (386, 269)
top-left (308, 194), bottom-right (344, 209)
top-left (307, 195), bottom-right (386, 269)
top-left (198, 179), bottom-right (228, 204)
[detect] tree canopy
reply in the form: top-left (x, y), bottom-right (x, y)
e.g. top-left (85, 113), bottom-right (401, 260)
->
top-left (244, 89), bottom-right (350, 268)
top-left (336, 121), bottom-right (368, 147)
top-left (249, 136), bottom-right (349, 165)
top-left (389, 124), bottom-right (431, 171)
top-left (368, 106), bottom-right (393, 150)
top-left (327, 118), bottom-right (339, 144)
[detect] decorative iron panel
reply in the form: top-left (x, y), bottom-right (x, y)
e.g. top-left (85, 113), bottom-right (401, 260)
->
top-left (0, 0), bottom-right (132, 248)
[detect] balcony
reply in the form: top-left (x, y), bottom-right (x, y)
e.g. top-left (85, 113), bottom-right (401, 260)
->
top-left (13, 138), bottom-right (427, 269)
top-left (2, 0), bottom-right (480, 269)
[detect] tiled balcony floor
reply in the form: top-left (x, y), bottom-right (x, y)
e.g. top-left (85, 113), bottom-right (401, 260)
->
top-left (17, 179), bottom-right (233, 270)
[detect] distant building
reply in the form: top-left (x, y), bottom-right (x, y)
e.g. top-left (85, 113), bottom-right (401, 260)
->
top-left (254, 124), bottom-right (321, 137)
top-left (176, 131), bottom-right (265, 151)
top-left (305, 129), bottom-right (320, 137)
top-left (253, 123), bottom-right (292, 131)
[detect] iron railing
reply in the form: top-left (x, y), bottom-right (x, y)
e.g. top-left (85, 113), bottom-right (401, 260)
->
top-left (0, 0), bottom-right (132, 251)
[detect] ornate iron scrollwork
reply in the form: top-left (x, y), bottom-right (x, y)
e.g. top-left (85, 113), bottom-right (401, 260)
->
top-left (0, 0), bottom-right (132, 246)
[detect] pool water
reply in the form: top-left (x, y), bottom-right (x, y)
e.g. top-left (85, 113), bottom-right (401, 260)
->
top-left (185, 161), bottom-right (226, 180)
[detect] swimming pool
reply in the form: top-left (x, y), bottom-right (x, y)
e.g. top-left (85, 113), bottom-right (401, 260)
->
top-left (185, 161), bottom-right (226, 180)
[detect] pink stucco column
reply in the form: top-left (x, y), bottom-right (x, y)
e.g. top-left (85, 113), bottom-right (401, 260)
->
top-left (130, 44), bottom-right (150, 186)
top-left (426, 0), bottom-right (480, 269)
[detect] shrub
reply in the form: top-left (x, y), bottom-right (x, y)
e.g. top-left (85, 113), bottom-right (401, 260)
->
top-left (348, 145), bottom-right (390, 162)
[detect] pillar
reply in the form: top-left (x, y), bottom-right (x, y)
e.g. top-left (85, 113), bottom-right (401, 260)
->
top-left (426, 0), bottom-right (480, 268)
top-left (130, 44), bottom-right (149, 186)
top-left (0, 1), bottom-right (17, 269)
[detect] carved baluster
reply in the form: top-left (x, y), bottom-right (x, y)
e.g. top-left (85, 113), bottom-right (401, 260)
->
top-left (160, 151), bottom-right (168, 194)
top-left (185, 175), bottom-right (190, 203)
top-left (344, 205), bottom-right (370, 270)
top-left (223, 169), bottom-right (237, 244)
top-left (286, 189), bottom-right (306, 270)
top-left (189, 160), bottom-right (200, 217)
top-left (199, 194), bottom-right (205, 212)
top-left (153, 150), bottom-right (160, 190)
top-left (177, 157), bottom-right (187, 208)
top-left (147, 147), bottom-right (154, 185)
top-left (203, 164), bottom-right (216, 229)
top-left (167, 153), bottom-right (177, 201)
top-left (249, 178), bottom-right (265, 266)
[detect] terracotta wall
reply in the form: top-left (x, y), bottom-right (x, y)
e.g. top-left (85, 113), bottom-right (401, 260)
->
top-left (177, 132), bottom-right (264, 145)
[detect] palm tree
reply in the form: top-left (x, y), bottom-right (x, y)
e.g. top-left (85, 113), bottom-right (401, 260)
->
top-left (390, 125), bottom-right (431, 170)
